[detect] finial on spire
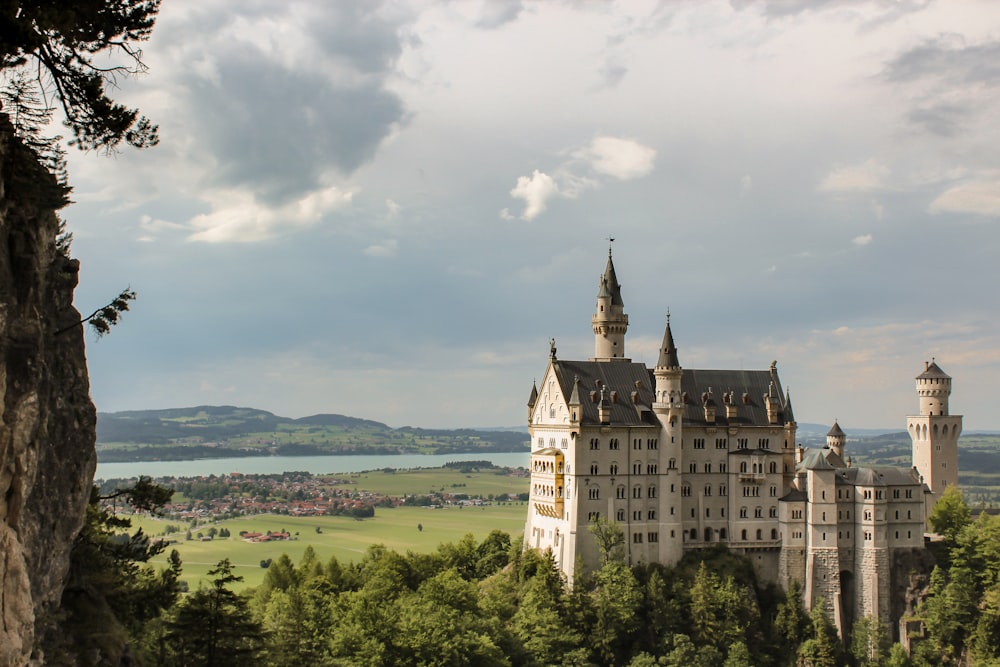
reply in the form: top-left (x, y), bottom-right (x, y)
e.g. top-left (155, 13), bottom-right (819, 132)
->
top-left (549, 338), bottom-right (557, 360)
top-left (666, 308), bottom-right (670, 325)
top-left (606, 236), bottom-right (615, 256)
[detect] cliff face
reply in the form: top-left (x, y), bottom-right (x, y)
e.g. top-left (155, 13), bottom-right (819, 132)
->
top-left (0, 120), bottom-right (97, 665)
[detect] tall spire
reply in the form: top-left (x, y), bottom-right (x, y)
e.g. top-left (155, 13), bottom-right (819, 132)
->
top-left (656, 310), bottom-right (680, 369)
top-left (600, 240), bottom-right (624, 307)
top-left (591, 240), bottom-right (629, 361)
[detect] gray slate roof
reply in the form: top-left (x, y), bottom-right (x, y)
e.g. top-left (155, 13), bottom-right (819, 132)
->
top-left (550, 360), bottom-right (792, 428)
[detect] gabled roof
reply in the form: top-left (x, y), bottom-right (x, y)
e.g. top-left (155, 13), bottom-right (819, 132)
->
top-left (550, 360), bottom-right (658, 427)
top-left (798, 447), bottom-right (837, 471)
top-left (678, 368), bottom-right (791, 427)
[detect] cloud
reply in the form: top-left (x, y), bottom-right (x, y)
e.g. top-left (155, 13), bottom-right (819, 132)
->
top-left (510, 170), bottom-right (559, 221)
top-left (884, 35), bottom-right (1000, 85)
top-left (475, 0), bottom-right (524, 29)
top-left (740, 174), bottom-right (753, 196)
top-left (365, 239), bottom-right (399, 257)
top-left (505, 136), bottom-right (656, 220)
top-left (818, 159), bottom-right (890, 193)
top-left (188, 185), bottom-right (354, 242)
top-left (929, 179), bottom-right (1000, 217)
top-left (852, 234), bottom-right (873, 246)
top-left (385, 198), bottom-right (401, 217)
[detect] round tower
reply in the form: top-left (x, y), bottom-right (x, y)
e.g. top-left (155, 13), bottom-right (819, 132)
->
top-left (907, 359), bottom-right (962, 518)
top-left (591, 245), bottom-right (629, 361)
top-left (826, 421), bottom-right (846, 459)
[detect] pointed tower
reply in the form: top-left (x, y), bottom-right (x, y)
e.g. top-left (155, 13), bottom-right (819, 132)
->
top-left (907, 359), bottom-right (962, 517)
top-left (826, 421), bottom-right (846, 459)
top-left (591, 244), bottom-right (629, 361)
top-left (653, 313), bottom-right (682, 417)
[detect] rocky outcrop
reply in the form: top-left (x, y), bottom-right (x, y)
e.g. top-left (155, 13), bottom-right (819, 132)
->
top-left (0, 118), bottom-right (97, 665)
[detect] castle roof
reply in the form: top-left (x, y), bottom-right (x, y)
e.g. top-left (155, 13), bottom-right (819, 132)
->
top-left (598, 249), bottom-right (624, 306)
top-left (656, 316), bottom-right (680, 369)
top-left (827, 421), bottom-right (845, 437)
top-left (798, 447), bottom-right (837, 470)
top-left (548, 360), bottom-right (791, 428)
top-left (917, 359), bottom-right (950, 380)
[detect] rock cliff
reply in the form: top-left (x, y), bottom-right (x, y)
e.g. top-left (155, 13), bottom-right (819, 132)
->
top-left (0, 118), bottom-right (97, 665)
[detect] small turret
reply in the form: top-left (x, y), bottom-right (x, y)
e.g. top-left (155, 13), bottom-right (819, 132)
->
top-left (826, 420), bottom-right (846, 459)
top-left (916, 358), bottom-right (951, 416)
top-left (598, 385), bottom-right (611, 424)
top-left (527, 381), bottom-right (538, 423)
top-left (653, 312), bottom-right (682, 415)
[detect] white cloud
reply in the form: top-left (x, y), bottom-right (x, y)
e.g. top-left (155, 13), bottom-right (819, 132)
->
top-left (578, 136), bottom-right (657, 180)
top-left (818, 159), bottom-right (891, 193)
top-left (853, 234), bottom-right (873, 246)
top-left (506, 136), bottom-right (655, 220)
top-left (386, 198), bottom-right (401, 218)
top-left (510, 170), bottom-right (559, 221)
top-left (364, 239), bottom-right (399, 257)
top-left (929, 179), bottom-right (1000, 217)
top-left (187, 185), bottom-right (354, 243)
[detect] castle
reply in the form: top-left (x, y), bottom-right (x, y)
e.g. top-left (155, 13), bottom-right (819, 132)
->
top-left (523, 247), bottom-right (960, 635)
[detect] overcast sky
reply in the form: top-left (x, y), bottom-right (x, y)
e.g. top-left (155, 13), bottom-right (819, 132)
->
top-left (62, 0), bottom-right (1000, 431)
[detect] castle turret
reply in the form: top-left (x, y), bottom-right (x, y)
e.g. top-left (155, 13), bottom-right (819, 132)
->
top-left (907, 359), bottom-right (962, 518)
top-left (826, 421), bottom-right (846, 459)
top-left (591, 245), bottom-right (629, 361)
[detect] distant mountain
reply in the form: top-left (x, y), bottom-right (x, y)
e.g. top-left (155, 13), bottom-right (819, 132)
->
top-left (96, 406), bottom-right (529, 462)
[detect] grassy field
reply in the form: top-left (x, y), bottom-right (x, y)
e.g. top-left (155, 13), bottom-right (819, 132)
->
top-left (132, 504), bottom-right (528, 591)
top-left (329, 467), bottom-right (528, 497)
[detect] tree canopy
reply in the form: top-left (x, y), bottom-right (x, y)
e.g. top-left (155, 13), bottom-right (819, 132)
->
top-left (1, 0), bottom-right (160, 151)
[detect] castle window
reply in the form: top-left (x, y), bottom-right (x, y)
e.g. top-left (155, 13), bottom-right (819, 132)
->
top-left (907, 510), bottom-right (912, 519)
top-left (895, 531), bottom-right (899, 539)
top-left (589, 488), bottom-right (600, 500)
top-left (741, 529), bottom-right (748, 540)
top-left (738, 438), bottom-right (748, 448)
top-left (649, 439), bottom-right (658, 450)
top-left (705, 508), bottom-right (711, 517)
top-left (720, 528), bottom-right (727, 540)
top-left (590, 438), bottom-right (600, 450)
top-left (758, 438), bottom-right (770, 449)
top-left (770, 507), bottom-right (777, 518)
top-left (537, 438), bottom-right (544, 449)
top-left (648, 464), bottom-right (658, 474)
top-left (648, 532), bottom-right (659, 543)
top-left (648, 510), bottom-right (656, 520)
top-left (617, 509), bottom-right (625, 521)
top-left (668, 458), bottom-right (676, 469)
top-left (740, 506), bottom-right (748, 518)
top-left (633, 462), bottom-right (641, 474)
top-left (716, 438), bottom-right (728, 449)
top-left (689, 463), bottom-right (697, 473)
top-left (633, 486), bottom-right (642, 499)
top-left (770, 485), bottom-right (777, 497)
top-left (895, 510), bottom-right (899, 519)
top-left (720, 463), bottom-right (727, 473)
top-left (609, 439), bottom-right (620, 450)
top-left (740, 462), bottom-right (748, 474)
top-left (561, 438), bottom-right (568, 449)
top-left (648, 486), bottom-right (657, 498)
top-left (694, 438), bottom-right (705, 449)
top-left (682, 485), bottom-right (691, 497)
top-left (633, 510), bottom-right (642, 521)
top-left (671, 507), bottom-right (675, 515)
top-left (755, 507), bottom-right (763, 518)
top-left (691, 508), bottom-right (696, 518)
top-left (705, 527), bottom-right (713, 541)
top-left (704, 463), bottom-right (712, 473)
top-left (769, 462), bottom-right (777, 474)
top-left (771, 529), bottom-right (778, 540)
top-left (704, 485), bottom-right (712, 496)
top-left (720, 485), bottom-right (728, 496)
top-left (691, 529), bottom-right (698, 540)
top-left (590, 464), bottom-right (599, 475)
top-left (721, 507), bottom-right (726, 517)
top-left (633, 439), bottom-right (641, 450)
top-left (588, 512), bottom-right (600, 521)
top-left (610, 463), bottom-right (619, 475)
top-left (616, 486), bottom-right (626, 499)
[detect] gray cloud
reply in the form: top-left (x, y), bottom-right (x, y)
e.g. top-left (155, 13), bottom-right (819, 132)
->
top-left (884, 36), bottom-right (1000, 84)
top-left (905, 103), bottom-right (969, 137)
top-left (475, 0), bottom-right (524, 29)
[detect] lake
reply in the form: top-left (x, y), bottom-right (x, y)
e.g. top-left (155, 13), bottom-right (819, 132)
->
top-left (95, 451), bottom-right (531, 480)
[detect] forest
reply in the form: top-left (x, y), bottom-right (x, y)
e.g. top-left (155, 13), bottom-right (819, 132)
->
top-left (41, 481), bottom-right (1000, 667)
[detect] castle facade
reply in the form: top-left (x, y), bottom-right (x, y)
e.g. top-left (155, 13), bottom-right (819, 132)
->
top-left (523, 248), bottom-right (960, 634)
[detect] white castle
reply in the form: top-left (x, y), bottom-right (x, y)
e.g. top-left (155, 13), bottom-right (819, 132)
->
top-left (523, 247), bottom-right (960, 634)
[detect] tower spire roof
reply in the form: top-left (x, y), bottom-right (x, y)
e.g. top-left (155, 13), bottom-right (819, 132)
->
top-left (656, 310), bottom-right (680, 368)
top-left (599, 242), bottom-right (624, 306)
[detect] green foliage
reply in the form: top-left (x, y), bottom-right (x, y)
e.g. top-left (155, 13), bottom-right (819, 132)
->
top-left (1, 0), bottom-right (160, 152)
top-left (164, 559), bottom-right (264, 666)
top-left (589, 515), bottom-right (625, 565)
top-left (929, 485), bottom-right (972, 542)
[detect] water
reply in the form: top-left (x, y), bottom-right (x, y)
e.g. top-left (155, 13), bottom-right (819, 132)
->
top-left (95, 451), bottom-right (530, 480)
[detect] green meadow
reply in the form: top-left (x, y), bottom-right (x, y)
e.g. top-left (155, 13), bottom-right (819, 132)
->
top-left (132, 473), bottom-right (529, 591)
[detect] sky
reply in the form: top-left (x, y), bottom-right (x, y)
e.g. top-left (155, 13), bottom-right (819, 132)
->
top-left (56, 0), bottom-right (1000, 431)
